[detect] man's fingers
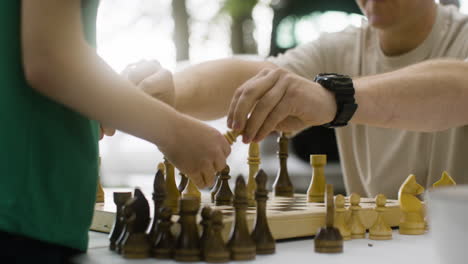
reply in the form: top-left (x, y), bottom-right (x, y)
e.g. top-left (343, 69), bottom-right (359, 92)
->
top-left (231, 69), bottom-right (281, 133)
top-left (253, 103), bottom-right (289, 142)
top-left (242, 77), bottom-right (288, 143)
top-left (227, 69), bottom-right (274, 129)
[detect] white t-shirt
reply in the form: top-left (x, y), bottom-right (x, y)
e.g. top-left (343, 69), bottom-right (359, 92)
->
top-left (270, 5), bottom-right (468, 198)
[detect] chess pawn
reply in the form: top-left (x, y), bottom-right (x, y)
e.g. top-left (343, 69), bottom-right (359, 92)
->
top-left (247, 142), bottom-right (260, 207)
top-left (398, 174), bottom-right (426, 235)
top-left (333, 194), bottom-right (351, 241)
top-left (152, 207), bottom-right (175, 259)
top-left (121, 189), bottom-right (151, 259)
top-left (307, 155), bottom-right (327, 203)
top-left (211, 172), bottom-right (222, 203)
top-left (204, 210), bottom-right (230, 263)
top-left (174, 198), bottom-right (201, 262)
top-left (148, 167), bottom-right (167, 244)
top-left (369, 194), bottom-right (392, 240)
top-left (215, 166), bottom-right (233, 206)
top-left (182, 177), bottom-right (201, 202)
top-left (315, 184), bottom-right (343, 253)
top-left (272, 132), bottom-right (294, 197)
top-left (164, 158), bottom-right (180, 213)
top-left (96, 157), bottom-right (105, 203)
top-left (227, 176), bottom-right (256, 260)
top-left (432, 171), bottom-right (456, 188)
top-left (200, 206), bottom-right (212, 258)
top-left (109, 192), bottom-right (132, 251)
top-left (178, 173), bottom-right (189, 194)
top-left (348, 193), bottom-right (366, 239)
top-left (251, 169), bottom-right (275, 254)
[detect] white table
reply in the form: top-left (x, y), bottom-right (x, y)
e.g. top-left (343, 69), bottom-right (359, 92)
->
top-left (77, 230), bottom-right (439, 264)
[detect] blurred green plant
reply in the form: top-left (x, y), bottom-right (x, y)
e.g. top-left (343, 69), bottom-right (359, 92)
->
top-left (220, 0), bottom-right (258, 19)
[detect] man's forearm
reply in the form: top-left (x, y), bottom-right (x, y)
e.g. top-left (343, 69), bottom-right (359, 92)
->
top-left (174, 58), bottom-right (275, 120)
top-left (353, 59), bottom-right (468, 131)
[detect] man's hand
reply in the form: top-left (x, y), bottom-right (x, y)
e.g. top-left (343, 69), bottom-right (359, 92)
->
top-left (227, 68), bottom-right (337, 143)
top-left (159, 113), bottom-right (231, 189)
top-left (122, 60), bottom-right (175, 106)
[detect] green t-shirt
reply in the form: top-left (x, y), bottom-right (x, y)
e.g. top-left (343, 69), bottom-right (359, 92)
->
top-left (0, 1), bottom-right (100, 251)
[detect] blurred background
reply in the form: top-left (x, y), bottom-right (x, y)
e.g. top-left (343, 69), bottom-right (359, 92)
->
top-left (97, 0), bottom-right (467, 193)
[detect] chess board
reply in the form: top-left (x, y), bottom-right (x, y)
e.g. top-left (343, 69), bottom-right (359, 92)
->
top-left (91, 188), bottom-right (402, 241)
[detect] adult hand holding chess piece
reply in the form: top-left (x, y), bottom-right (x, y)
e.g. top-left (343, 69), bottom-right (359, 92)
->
top-left (111, 60), bottom-right (230, 188)
top-left (226, 68), bottom-right (337, 143)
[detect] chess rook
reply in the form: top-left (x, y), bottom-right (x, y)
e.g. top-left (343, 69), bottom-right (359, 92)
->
top-left (272, 133), bottom-right (294, 197)
top-left (109, 192), bottom-right (132, 251)
top-left (307, 155), bottom-right (327, 203)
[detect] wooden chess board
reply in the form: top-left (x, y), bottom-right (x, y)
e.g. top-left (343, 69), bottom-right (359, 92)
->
top-left (91, 188), bottom-right (402, 241)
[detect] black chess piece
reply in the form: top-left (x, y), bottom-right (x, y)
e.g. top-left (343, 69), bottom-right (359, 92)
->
top-left (121, 188), bottom-right (151, 259)
top-left (227, 176), bottom-right (256, 260)
top-left (211, 172), bottom-right (222, 203)
top-left (314, 184), bottom-right (343, 253)
top-left (215, 166), bottom-right (233, 206)
top-left (204, 210), bottom-right (230, 263)
top-left (174, 197), bottom-right (201, 262)
top-left (200, 206), bottom-right (212, 257)
top-left (178, 173), bottom-right (189, 194)
top-left (153, 207), bottom-right (175, 259)
top-left (272, 133), bottom-right (294, 197)
top-left (251, 169), bottom-right (276, 254)
top-left (109, 192), bottom-right (132, 251)
top-left (148, 168), bottom-right (166, 244)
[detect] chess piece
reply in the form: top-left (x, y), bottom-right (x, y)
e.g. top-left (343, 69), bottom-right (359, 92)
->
top-left (148, 167), bottom-right (167, 244)
top-left (182, 177), bottom-right (201, 202)
top-left (227, 176), bottom-right (256, 260)
top-left (247, 142), bottom-right (260, 207)
top-left (164, 158), bottom-right (180, 213)
top-left (333, 194), bottom-right (351, 241)
top-left (109, 192), bottom-right (132, 251)
top-left (398, 174), bottom-right (426, 235)
top-left (224, 130), bottom-right (240, 145)
top-left (215, 166), bottom-right (233, 206)
top-left (174, 198), bottom-right (201, 262)
top-left (204, 210), bottom-right (230, 263)
top-left (96, 157), bottom-right (105, 203)
top-left (200, 206), bottom-right (212, 258)
top-left (178, 173), bottom-right (189, 194)
top-left (349, 193), bottom-right (366, 239)
top-left (307, 155), bottom-right (327, 203)
top-left (211, 172), bottom-right (222, 203)
top-left (251, 169), bottom-right (275, 254)
top-left (152, 207), bottom-right (175, 259)
top-left (369, 194), bottom-right (392, 240)
top-left (121, 188), bottom-right (151, 259)
top-left (432, 171), bottom-right (456, 188)
top-left (314, 184), bottom-right (343, 253)
top-left (272, 132), bottom-right (294, 197)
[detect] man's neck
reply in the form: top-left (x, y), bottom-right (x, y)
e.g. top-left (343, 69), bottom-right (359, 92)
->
top-left (378, 3), bottom-right (438, 56)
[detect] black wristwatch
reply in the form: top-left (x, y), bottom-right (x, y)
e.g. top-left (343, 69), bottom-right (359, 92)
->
top-left (314, 73), bottom-right (358, 128)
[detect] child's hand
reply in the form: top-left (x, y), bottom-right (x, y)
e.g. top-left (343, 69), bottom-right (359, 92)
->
top-left (159, 113), bottom-right (231, 189)
top-left (122, 60), bottom-right (175, 107)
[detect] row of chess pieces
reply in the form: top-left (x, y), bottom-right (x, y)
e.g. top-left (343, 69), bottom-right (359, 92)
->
top-left (107, 166), bottom-right (276, 262)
